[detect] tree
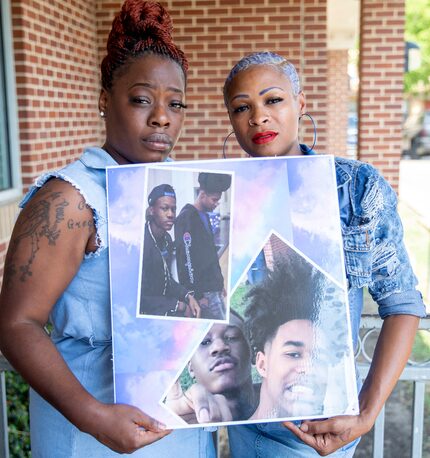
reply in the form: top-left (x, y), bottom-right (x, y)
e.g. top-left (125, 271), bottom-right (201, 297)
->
top-left (405, 0), bottom-right (430, 95)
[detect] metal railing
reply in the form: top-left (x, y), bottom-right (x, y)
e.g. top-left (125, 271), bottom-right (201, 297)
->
top-left (1, 316), bottom-right (429, 458)
top-left (356, 315), bottom-right (430, 458)
top-left (0, 357), bottom-right (12, 458)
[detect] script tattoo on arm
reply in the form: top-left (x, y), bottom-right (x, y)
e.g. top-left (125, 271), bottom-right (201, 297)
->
top-left (77, 195), bottom-right (90, 211)
top-left (7, 188), bottom-right (70, 283)
top-left (67, 195), bottom-right (94, 231)
top-left (67, 219), bottom-right (94, 230)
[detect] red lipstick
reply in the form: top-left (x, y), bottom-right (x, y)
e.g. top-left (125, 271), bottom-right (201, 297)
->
top-left (252, 131), bottom-right (278, 145)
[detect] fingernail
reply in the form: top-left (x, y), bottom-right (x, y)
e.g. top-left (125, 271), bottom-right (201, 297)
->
top-left (157, 421), bottom-right (167, 431)
top-left (300, 423), bottom-right (308, 432)
top-left (198, 408), bottom-right (210, 423)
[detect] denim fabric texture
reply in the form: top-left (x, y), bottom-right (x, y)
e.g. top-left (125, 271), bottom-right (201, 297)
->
top-left (335, 156), bottom-right (425, 319)
top-left (228, 422), bottom-right (359, 458)
top-left (227, 153), bottom-right (426, 458)
top-left (22, 147), bottom-right (215, 458)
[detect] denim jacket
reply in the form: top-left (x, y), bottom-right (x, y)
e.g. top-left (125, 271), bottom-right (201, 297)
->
top-left (334, 156), bottom-right (426, 326)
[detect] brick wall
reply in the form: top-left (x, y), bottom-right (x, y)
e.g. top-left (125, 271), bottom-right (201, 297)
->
top-left (263, 233), bottom-right (291, 271)
top-left (96, 0), bottom-right (328, 159)
top-left (301, 0), bottom-right (327, 153)
top-left (358, 0), bottom-right (405, 190)
top-left (11, 0), bottom-right (101, 189)
top-left (327, 49), bottom-right (349, 157)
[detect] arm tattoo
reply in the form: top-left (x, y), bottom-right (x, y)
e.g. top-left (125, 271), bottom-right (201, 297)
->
top-left (71, 197), bottom-right (94, 230)
top-left (77, 195), bottom-right (91, 211)
top-left (6, 188), bottom-right (75, 283)
top-left (67, 219), bottom-right (94, 230)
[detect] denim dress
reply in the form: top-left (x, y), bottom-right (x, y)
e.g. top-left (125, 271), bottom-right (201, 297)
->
top-left (21, 147), bottom-right (215, 458)
top-left (228, 154), bottom-right (426, 458)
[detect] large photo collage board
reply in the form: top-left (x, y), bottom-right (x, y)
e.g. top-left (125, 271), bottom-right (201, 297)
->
top-left (106, 155), bottom-right (359, 429)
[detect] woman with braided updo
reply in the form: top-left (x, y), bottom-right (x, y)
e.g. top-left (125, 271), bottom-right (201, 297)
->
top-left (0, 1), bottom-right (215, 456)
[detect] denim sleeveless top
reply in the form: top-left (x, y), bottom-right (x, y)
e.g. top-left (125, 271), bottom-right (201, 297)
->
top-left (21, 147), bottom-right (214, 457)
top-left (20, 147), bottom-right (115, 346)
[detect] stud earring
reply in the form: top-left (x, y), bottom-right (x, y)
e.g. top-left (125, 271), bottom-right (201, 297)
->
top-left (99, 110), bottom-right (105, 118)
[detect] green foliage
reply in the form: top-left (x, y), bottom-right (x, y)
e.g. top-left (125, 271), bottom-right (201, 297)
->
top-left (5, 371), bottom-right (31, 457)
top-left (405, 0), bottom-right (430, 94)
top-left (230, 282), bottom-right (251, 318)
top-left (411, 330), bottom-right (430, 367)
top-left (179, 365), bottom-right (194, 391)
top-left (398, 202), bottom-right (429, 305)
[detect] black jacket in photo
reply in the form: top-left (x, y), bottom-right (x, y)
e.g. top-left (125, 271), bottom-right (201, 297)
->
top-left (174, 204), bottom-right (224, 299)
top-left (140, 222), bottom-right (188, 315)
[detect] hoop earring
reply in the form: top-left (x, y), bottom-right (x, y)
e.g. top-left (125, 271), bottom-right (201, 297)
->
top-left (222, 131), bottom-right (236, 159)
top-left (299, 113), bottom-right (317, 152)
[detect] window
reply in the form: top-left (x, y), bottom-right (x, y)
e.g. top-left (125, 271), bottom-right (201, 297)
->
top-left (0, 0), bottom-right (21, 201)
top-left (0, 17), bottom-right (11, 191)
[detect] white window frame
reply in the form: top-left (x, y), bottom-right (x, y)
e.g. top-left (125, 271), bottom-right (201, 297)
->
top-left (0, 0), bottom-right (21, 203)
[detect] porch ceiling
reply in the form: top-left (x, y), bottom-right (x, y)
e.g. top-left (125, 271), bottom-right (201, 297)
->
top-left (327, 0), bottom-right (360, 50)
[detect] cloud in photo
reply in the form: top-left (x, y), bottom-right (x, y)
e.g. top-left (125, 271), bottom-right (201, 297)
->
top-left (108, 167), bottom-right (146, 247)
top-left (229, 160), bottom-right (293, 286)
top-left (288, 157), bottom-right (339, 242)
top-left (286, 157), bottom-right (344, 282)
top-left (232, 166), bottom-right (278, 258)
top-left (113, 303), bottom-right (135, 328)
top-left (114, 318), bottom-right (209, 374)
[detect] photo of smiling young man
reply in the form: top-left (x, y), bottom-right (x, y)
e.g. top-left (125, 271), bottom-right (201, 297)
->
top-left (245, 255), bottom-right (330, 420)
top-left (250, 315), bottom-right (328, 419)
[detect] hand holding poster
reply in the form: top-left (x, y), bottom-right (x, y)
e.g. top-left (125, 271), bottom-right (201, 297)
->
top-left (107, 155), bottom-right (358, 428)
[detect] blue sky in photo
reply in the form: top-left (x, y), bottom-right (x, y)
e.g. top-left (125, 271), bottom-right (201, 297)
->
top-left (286, 155), bottom-right (345, 284)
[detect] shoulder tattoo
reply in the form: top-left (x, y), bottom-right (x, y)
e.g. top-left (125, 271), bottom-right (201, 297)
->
top-left (7, 188), bottom-right (72, 283)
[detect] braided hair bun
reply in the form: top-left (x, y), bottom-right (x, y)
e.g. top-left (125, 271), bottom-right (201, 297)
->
top-left (101, 0), bottom-right (188, 90)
